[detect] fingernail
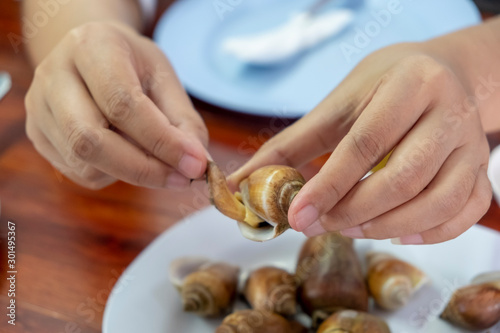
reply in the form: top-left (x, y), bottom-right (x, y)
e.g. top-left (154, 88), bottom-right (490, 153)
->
top-left (303, 220), bottom-right (326, 237)
top-left (204, 149), bottom-right (214, 162)
top-left (166, 172), bottom-right (190, 190)
top-left (293, 204), bottom-right (319, 231)
top-left (179, 154), bottom-right (204, 179)
top-left (340, 226), bottom-right (364, 239)
top-left (391, 233), bottom-right (424, 245)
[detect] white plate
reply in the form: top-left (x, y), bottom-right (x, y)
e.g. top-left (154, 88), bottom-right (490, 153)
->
top-left (153, 0), bottom-right (481, 117)
top-left (103, 207), bottom-right (500, 332)
top-left (488, 145), bottom-right (500, 206)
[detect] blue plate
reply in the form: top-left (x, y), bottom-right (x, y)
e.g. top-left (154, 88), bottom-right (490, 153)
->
top-left (154, 0), bottom-right (481, 117)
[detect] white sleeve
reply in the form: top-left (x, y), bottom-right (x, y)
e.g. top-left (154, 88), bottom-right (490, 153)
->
top-left (138, 0), bottom-right (158, 21)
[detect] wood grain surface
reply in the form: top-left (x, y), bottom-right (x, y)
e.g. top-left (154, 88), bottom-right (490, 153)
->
top-left (0, 1), bottom-right (498, 332)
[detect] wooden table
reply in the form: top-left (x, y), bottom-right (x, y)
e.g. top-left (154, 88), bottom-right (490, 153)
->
top-left (0, 2), bottom-right (499, 332)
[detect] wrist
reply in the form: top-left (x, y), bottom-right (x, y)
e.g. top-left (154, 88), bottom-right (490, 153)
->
top-left (23, 0), bottom-right (144, 66)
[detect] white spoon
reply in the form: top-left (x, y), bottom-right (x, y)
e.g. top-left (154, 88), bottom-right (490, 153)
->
top-left (0, 71), bottom-right (12, 102)
top-left (222, 1), bottom-right (354, 65)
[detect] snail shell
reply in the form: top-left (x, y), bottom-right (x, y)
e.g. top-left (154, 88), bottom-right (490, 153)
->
top-left (169, 257), bottom-right (240, 317)
top-left (471, 271), bottom-right (500, 285)
top-left (207, 162), bottom-right (305, 242)
top-left (366, 252), bottom-right (429, 311)
top-left (215, 310), bottom-right (292, 333)
top-left (296, 233), bottom-right (369, 324)
top-left (243, 266), bottom-right (297, 316)
top-left (317, 310), bottom-right (391, 333)
top-left (440, 277), bottom-right (500, 330)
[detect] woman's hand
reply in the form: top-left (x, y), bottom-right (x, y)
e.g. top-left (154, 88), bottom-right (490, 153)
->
top-left (230, 43), bottom-right (493, 245)
top-left (25, 22), bottom-right (208, 190)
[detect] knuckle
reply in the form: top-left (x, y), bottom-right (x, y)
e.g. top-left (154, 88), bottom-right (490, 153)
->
top-left (69, 22), bottom-right (104, 46)
top-left (389, 140), bottom-right (441, 199)
top-left (25, 115), bottom-right (36, 141)
top-left (348, 130), bottom-right (386, 167)
top-left (151, 134), bottom-right (167, 158)
top-left (434, 190), bottom-right (467, 219)
top-left (324, 180), bottom-right (343, 206)
top-left (33, 64), bottom-right (48, 83)
top-left (476, 181), bottom-right (493, 213)
top-left (435, 167), bottom-right (476, 217)
top-left (68, 24), bottom-right (92, 49)
top-left (24, 89), bottom-right (35, 115)
top-left (32, 63), bottom-right (53, 90)
top-left (433, 223), bottom-right (462, 242)
top-left (133, 162), bottom-right (153, 186)
top-left (389, 164), bottom-right (424, 200)
top-left (423, 61), bottom-right (452, 85)
top-left (398, 54), bottom-right (455, 90)
top-left (330, 208), bottom-right (355, 229)
top-left (68, 127), bottom-right (102, 161)
top-left (104, 85), bottom-right (134, 125)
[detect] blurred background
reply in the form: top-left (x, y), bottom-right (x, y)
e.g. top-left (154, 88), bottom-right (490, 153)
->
top-left (0, 0), bottom-right (499, 332)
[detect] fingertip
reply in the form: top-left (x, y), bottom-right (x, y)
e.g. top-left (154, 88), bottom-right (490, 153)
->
top-left (227, 164), bottom-right (254, 192)
top-left (178, 153), bottom-right (205, 179)
top-left (228, 165), bottom-right (248, 184)
top-left (179, 139), bottom-right (209, 179)
top-left (288, 197), bottom-right (319, 232)
top-left (204, 148), bottom-right (214, 162)
top-left (225, 174), bottom-right (239, 193)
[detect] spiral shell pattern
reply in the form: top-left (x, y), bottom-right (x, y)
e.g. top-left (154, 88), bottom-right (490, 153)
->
top-left (244, 267), bottom-right (297, 316)
top-left (170, 258), bottom-right (240, 317)
top-left (367, 252), bottom-right (428, 311)
top-left (215, 310), bottom-right (291, 333)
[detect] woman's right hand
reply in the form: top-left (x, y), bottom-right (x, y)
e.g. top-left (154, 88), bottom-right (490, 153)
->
top-left (230, 42), bottom-right (493, 245)
top-left (25, 21), bottom-right (208, 190)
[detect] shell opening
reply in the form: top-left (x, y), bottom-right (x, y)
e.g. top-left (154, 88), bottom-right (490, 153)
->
top-left (471, 271), bottom-right (500, 285)
top-left (237, 220), bottom-right (279, 242)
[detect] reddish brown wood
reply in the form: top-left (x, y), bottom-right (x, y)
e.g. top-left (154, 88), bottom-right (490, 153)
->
top-left (0, 1), bottom-right (498, 332)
